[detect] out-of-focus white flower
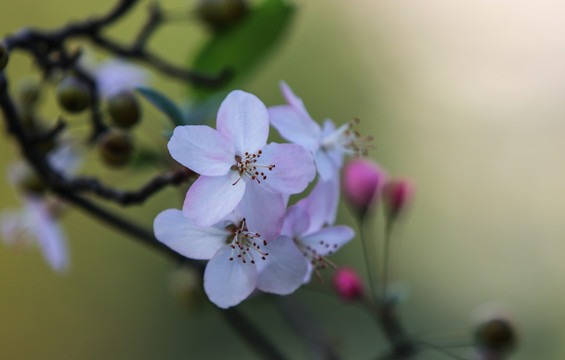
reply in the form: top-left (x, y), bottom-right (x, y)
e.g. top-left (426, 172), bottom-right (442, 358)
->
top-left (94, 59), bottom-right (148, 98)
top-left (1, 196), bottom-right (69, 273)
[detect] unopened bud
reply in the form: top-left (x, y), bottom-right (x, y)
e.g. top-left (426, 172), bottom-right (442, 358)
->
top-left (107, 91), bottom-right (141, 129)
top-left (56, 76), bottom-right (91, 113)
top-left (196, 0), bottom-right (248, 31)
top-left (332, 267), bottom-right (364, 301)
top-left (0, 43), bottom-right (9, 71)
top-left (342, 158), bottom-right (387, 217)
top-left (382, 179), bottom-right (414, 220)
top-left (170, 265), bottom-right (205, 310)
top-left (98, 131), bottom-right (133, 167)
top-left (17, 78), bottom-right (42, 107)
top-left (474, 318), bottom-right (517, 356)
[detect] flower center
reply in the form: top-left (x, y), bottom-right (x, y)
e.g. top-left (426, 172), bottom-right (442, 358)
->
top-left (294, 237), bottom-right (338, 282)
top-left (231, 150), bottom-right (275, 185)
top-left (321, 118), bottom-right (373, 156)
top-left (226, 218), bottom-right (269, 264)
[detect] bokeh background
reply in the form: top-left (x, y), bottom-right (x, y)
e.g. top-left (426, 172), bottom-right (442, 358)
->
top-left (1, 0), bottom-right (565, 358)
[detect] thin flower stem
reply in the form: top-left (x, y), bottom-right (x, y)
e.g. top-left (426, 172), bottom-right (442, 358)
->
top-left (413, 340), bottom-right (471, 360)
top-left (358, 215), bottom-right (380, 302)
top-left (382, 220), bottom-right (393, 300)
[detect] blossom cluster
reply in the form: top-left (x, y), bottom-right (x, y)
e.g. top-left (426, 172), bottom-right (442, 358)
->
top-left (153, 82), bottom-right (370, 308)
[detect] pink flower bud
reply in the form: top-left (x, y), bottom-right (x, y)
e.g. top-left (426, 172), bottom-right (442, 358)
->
top-left (382, 178), bottom-right (414, 219)
top-left (332, 267), bottom-right (364, 301)
top-left (342, 159), bottom-right (387, 216)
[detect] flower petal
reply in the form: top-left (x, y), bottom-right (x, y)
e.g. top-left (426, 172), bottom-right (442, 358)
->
top-left (168, 125), bottom-right (234, 176)
top-left (239, 182), bottom-right (285, 241)
top-left (299, 226), bottom-right (355, 257)
top-left (296, 177), bottom-right (339, 232)
top-left (154, 209), bottom-right (228, 260)
top-left (27, 198), bottom-right (69, 273)
top-left (259, 143), bottom-right (316, 195)
top-left (204, 246), bottom-right (258, 308)
top-left (268, 106), bottom-right (321, 151)
top-left (281, 205), bottom-right (310, 238)
top-left (216, 90), bottom-right (269, 155)
top-left (314, 149), bottom-right (339, 182)
top-left (257, 236), bottom-right (308, 295)
top-left (183, 172), bottom-right (246, 227)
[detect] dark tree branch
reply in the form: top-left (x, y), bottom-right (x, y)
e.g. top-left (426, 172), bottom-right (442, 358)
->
top-left (273, 295), bottom-right (340, 360)
top-left (67, 167), bottom-right (194, 205)
top-left (221, 308), bottom-right (287, 360)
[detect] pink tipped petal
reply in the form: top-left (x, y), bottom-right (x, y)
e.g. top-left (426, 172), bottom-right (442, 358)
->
top-left (314, 149), bottom-right (339, 182)
top-left (268, 106), bottom-right (321, 151)
top-left (216, 90), bottom-right (269, 155)
top-left (281, 205), bottom-right (310, 238)
top-left (259, 143), bottom-right (316, 195)
top-left (299, 226), bottom-right (355, 257)
top-left (239, 182), bottom-right (285, 241)
top-left (183, 172), bottom-right (246, 227)
top-left (296, 177), bottom-right (339, 232)
top-left (27, 198), bottom-right (69, 273)
top-left (204, 246), bottom-right (258, 308)
top-left (168, 125), bottom-right (234, 176)
top-left (257, 236), bottom-right (308, 295)
top-left (154, 209), bottom-right (228, 260)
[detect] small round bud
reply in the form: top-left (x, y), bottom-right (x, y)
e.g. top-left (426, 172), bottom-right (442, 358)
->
top-left (382, 179), bottom-right (415, 221)
top-left (55, 76), bottom-right (91, 113)
top-left (342, 158), bottom-right (387, 217)
top-left (170, 265), bottom-right (205, 310)
top-left (332, 267), bottom-right (364, 302)
top-left (17, 78), bottom-right (42, 107)
top-left (196, 0), bottom-right (248, 30)
top-left (0, 43), bottom-right (9, 71)
top-left (474, 318), bottom-right (517, 356)
top-left (98, 131), bottom-right (133, 167)
top-left (107, 91), bottom-right (141, 129)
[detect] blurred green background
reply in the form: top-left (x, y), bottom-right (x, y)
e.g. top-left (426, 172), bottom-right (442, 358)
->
top-left (1, 0), bottom-right (565, 359)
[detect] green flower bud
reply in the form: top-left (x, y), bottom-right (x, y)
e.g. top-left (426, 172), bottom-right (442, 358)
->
top-left (107, 91), bottom-right (141, 129)
top-left (56, 76), bottom-right (91, 113)
top-left (170, 265), bottom-right (205, 311)
top-left (474, 318), bottom-right (517, 356)
top-left (17, 78), bottom-right (42, 107)
top-left (0, 43), bottom-right (9, 71)
top-left (98, 131), bottom-right (133, 167)
top-left (196, 0), bottom-right (248, 30)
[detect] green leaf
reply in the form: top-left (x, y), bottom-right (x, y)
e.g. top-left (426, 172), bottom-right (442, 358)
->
top-left (190, 0), bottom-right (295, 98)
top-left (136, 86), bottom-right (184, 126)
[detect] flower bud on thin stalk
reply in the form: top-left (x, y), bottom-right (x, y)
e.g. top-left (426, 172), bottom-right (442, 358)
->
top-left (343, 158), bottom-right (387, 302)
top-left (342, 158), bottom-right (387, 219)
top-left (332, 267), bottom-right (364, 302)
top-left (382, 178), bottom-right (415, 224)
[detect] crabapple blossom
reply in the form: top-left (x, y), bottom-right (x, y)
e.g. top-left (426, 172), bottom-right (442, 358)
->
top-left (268, 81), bottom-right (372, 181)
top-left (94, 58), bottom-right (148, 97)
top-left (154, 189), bottom-right (308, 309)
top-left (261, 178), bottom-right (355, 283)
top-left (168, 90), bottom-right (316, 227)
